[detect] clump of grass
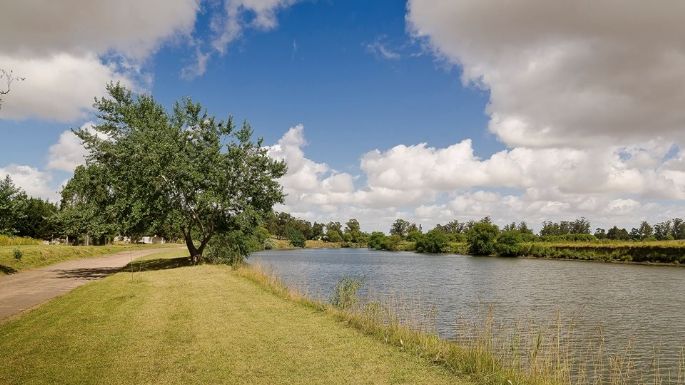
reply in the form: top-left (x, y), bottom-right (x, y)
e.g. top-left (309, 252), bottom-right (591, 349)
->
top-left (330, 277), bottom-right (363, 310)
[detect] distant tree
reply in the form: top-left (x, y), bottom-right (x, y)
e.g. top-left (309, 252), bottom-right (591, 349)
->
top-left (671, 218), bottom-right (685, 240)
top-left (367, 231), bottom-right (387, 250)
top-left (606, 226), bottom-right (630, 241)
top-left (637, 221), bottom-right (653, 240)
top-left (466, 221), bottom-right (500, 256)
top-left (66, 83), bottom-right (286, 262)
top-left (594, 228), bottom-right (607, 239)
top-left (14, 198), bottom-right (58, 240)
top-left (495, 230), bottom-right (523, 257)
top-left (415, 229), bottom-right (448, 253)
top-left (344, 218), bottom-right (364, 243)
top-left (0, 176), bottom-right (26, 235)
top-left (390, 219), bottom-right (411, 238)
top-left (325, 221), bottom-right (343, 242)
top-left (287, 227), bottom-right (306, 248)
top-left (311, 222), bottom-right (325, 240)
top-left (653, 221), bottom-right (673, 241)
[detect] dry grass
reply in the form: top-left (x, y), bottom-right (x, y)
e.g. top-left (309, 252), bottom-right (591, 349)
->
top-left (0, 235), bottom-right (42, 246)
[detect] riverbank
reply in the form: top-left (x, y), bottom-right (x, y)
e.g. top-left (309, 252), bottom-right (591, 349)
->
top-left (0, 252), bottom-right (471, 385)
top-left (0, 243), bottom-right (178, 274)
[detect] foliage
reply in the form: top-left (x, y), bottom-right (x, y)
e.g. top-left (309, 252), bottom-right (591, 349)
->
top-left (286, 227), bottom-right (306, 248)
top-left (494, 230), bottom-right (523, 257)
top-left (64, 83), bottom-right (286, 262)
top-left (343, 218), bottom-right (365, 243)
top-left (466, 220), bottom-right (500, 256)
top-left (540, 218), bottom-right (591, 236)
top-left (415, 229), bottom-right (449, 253)
top-left (205, 226), bottom-right (269, 265)
top-left (12, 248), bottom-right (22, 261)
top-left (330, 276), bottom-right (363, 310)
top-left (324, 221), bottom-right (343, 242)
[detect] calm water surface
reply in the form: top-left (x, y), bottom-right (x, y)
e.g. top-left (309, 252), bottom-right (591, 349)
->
top-left (250, 248), bottom-right (685, 376)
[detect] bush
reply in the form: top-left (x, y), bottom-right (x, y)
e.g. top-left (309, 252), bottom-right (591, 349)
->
top-left (466, 222), bottom-right (500, 256)
top-left (415, 229), bottom-right (448, 253)
top-left (13, 248), bottom-right (23, 261)
top-left (330, 277), bottom-right (363, 310)
top-left (495, 231), bottom-right (523, 257)
top-left (367, 232), bottom-right (386, 250)
top-left (287, 228), bottom-right (306, 248)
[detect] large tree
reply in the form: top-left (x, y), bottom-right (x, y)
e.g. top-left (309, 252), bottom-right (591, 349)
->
top-left (67, 83), bottom-right (286, 263)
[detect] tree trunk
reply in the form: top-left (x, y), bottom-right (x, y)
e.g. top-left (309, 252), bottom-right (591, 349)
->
top-left (184, 233), bottom-right (201, 264)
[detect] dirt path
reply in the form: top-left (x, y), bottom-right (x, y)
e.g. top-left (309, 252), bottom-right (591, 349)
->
top-left (0, 248), bottom-right (181, 321)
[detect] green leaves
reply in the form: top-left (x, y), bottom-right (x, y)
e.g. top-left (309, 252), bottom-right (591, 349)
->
top-left (62, 82), bottom-right (286, 261)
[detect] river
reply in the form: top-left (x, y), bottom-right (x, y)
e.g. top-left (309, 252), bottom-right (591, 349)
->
top-left (250, 248), bottom-right (685, 382)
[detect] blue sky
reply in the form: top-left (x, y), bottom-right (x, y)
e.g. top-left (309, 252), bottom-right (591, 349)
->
top-left (1, 0), bottom-right (493, 172)
top-left (1, 0), bottom-right (684, 230)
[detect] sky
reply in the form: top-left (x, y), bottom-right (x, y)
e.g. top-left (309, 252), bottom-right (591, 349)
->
top-left (1, 0), bottom-right (685, 232)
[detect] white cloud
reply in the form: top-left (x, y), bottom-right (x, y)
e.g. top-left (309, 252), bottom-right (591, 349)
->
top-left (47, 122), bottom-right (95, 172)
top-left (0, 164), bottom-right (56, 201)
top-left (0, 54), bottom-right (133, 121)
top-left (406, 0), bottom-right (685, 147)
top-left (0, 0), bottom-right (298, 119)
top-left (365, 37), bottom-right (401, 60)
top-left (268, 126), bottom-right (685, 231)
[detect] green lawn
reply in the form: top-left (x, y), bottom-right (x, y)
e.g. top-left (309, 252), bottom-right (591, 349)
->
top-left (0, 243), bottom-right (177, 274)
top-left (0, 251), bottom-right (467, 385)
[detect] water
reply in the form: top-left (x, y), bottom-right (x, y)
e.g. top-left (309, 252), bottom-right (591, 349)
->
top-left (250, 248), bottom-right (685, 379)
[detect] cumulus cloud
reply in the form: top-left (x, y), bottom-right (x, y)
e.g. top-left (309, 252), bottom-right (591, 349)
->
top-left (0, 0), bottom-right (197, 121)
top-left (269, 126), bottom-right (685, 231)
top-left (0, 164), bottom-right (57, 201)
top-left (0, 0), bottom-right (298, 119)
top-left (47, 122), bottom-right (96, 172)
top-left (407, 0), bottom-right (685, 147)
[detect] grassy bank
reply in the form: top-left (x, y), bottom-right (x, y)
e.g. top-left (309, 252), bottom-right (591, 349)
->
top-left (0, 253), bottom-right (466, 385)
top-left (268, 238), bottom-right (345, 249)
top-left (0, 243), bottom-right (177, 274)
top-left (519, 240), bottom-right (685, 264)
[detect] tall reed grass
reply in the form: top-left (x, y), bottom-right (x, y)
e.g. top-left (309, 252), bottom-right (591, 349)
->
top-left (0, 235), bottom-right (41, 246)
top-left (236, 263), bottom-right (684, 385)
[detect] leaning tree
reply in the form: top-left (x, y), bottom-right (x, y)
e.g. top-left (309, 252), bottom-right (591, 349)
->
top-left (65, 83), bottom-right (286, 263)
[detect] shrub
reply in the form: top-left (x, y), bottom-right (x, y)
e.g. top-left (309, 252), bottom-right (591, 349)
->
top-left (415, 229), bottom-right (448, 253)
top-left (330, 277), bottom-right (363, 310)
top-left (467, 222), bottom-right (500, 256)
top-left (495, 231), bottom-right (523, 257)
top-left (287, 228), bottom-right (306, 248)
top-left (13, 248), bottom-right (23, 261)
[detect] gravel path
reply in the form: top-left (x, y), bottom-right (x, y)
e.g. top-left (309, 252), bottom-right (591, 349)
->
top-left (0, 248), bottom-right (180, 321)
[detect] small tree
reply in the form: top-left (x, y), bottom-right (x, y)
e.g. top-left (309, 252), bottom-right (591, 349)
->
top-left (495, 230), bottom-right (522, 257)
top-left (67, 83), bottom-right (286, 263)
top-left (466, 221), bottom-right (500, 256)
top-left (415, 228), bottom-right (448, 253)
top-left (287, 228), bottom-right (306, 248)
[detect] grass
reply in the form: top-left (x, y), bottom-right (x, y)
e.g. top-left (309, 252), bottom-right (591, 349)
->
top-left (0, 251), bottom-right (468, 385)
top-left (268, 238), bottom-right (343, 249)
top-left (0, 235), bottom-right (42, 246)
top-left (0, 243), bottom-right (178, 274)
top-left (520, 241), bottom-right (685, 264)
